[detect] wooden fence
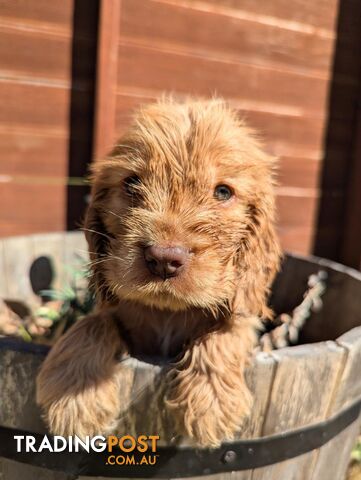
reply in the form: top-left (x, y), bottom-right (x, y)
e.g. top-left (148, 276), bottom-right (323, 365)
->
top-left (0, 0), bottom-right (360, 266)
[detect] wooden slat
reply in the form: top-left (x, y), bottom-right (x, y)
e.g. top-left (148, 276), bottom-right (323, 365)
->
top-left (116, 44), bottom-right (330, 115)
top-left (246, 111), bottom-right (326, 155)
top-left (263, 343), bottom-right (346, 435)
top-left (0, 81), bottom-right (94, 139)
top-left (0, 347), bottom-right (46, 432)
top-left (204, 0), bottom-right (339, 32)
top-left (310, 415), bottom-right (361, 480)
top-left (63, 231), bottom-right (89, 279)
top-left (277, 226), bottom-right (314, 255)
top-left (120, 0), bottom-right (335, 74)
top-left (115, 359), bottom-right (174, 443)
top-left (277, 195), bottom-right (318, 229)
top-left (0, 239), bottom-right (8, 297)
top-left (93, 0), bottom-right (122, 158)
top-left (31, 233), bottom-right (67, 292)
top-left (0, 130), bottom-right (67, 177)
top-left (0, 81), bottom-right (69, 128)
top-left (0, 27), bottom-right (95, 86)
top-left (278, 157), bottom-right (321, 189)
top-left (241, 352), bottom-right (276, 437)
top-left (0, 28), bottom-right (71, 80)
top-left (251, 342), bottom-right (347, 479)
top-left (308, 327), bottom-right (361, 479)
top-left (2, 235), bottom-right (36, 302)
top-left (0, 184), bottom-right (66, 236)
top-left (0, 458), bottom-right (73, 480)
top-left (333, 327), bottom-right (361, 411)
top-left (0, 0), bottom-right (73, 27)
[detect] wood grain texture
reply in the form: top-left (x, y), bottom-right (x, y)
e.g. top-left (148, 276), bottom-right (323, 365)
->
top-left (0, 239), bottom-right (8, 297)
top-left (0, 27), bottom-right (72, 80)
top-left (278, 157), bottom-right (321, 189)
top-left (0, 128), bottom-right (67, 177)
top-left (0, 0), bottom-right (73, 27)
top-left (204, 0), bottom-right (339, 31)
top-left (306, 329), bottom-right (361, 479)
top-left (1, 235), bottom-right (36, 303)
top-left (333, 327), bottom-right (361, 411)
top-left (114, 358), bottom-right (175, 444)
top-left (0, 81), bottom-right (69, 129)
top-left (251, 341), bottom-right (347, 479)
top-left (0, 457), bottom-right (73, 480)
top-left (63, 231), bottom-right (89, 266)
top-left (263, 343), bottom-right (346, 434)
top-left (309, 414), bottom-right (361, 480)
top-left (31, 233), bottom-right (67, 292)
top-left (0, 184), bottom-right (66, 236)
top-left (116, 43), bottom-right (330, 116)
top-left (241, 352), bottom-right (276, 438)
top-left (93, 0), bottom-right (122, 158)
top-left (0, 348), bottom-right (46, 433)
top-left (120, 0), bottom-right (335, 74)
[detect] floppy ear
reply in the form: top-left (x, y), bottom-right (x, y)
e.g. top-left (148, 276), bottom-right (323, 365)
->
top-left (232, 180), bottom-right (281, 321)
top-left (83, 174), bottom-right (115, 305)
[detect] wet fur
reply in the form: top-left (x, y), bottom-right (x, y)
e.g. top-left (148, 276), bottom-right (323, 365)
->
top-left (37, 98), bottom-right (281, 446)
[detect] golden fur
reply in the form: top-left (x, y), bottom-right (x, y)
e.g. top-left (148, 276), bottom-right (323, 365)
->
top-left (37, 98), bottom-right (281, 446)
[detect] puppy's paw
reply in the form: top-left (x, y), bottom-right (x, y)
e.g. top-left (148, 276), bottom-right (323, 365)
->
top-left (43, 378), bottom-right (121, 438)
top-left (167, 372), bottom-right (252, 447)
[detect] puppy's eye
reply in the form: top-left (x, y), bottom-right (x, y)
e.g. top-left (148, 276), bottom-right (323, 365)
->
top-left (124, 175), bottom-right (141, 196)
top-left (214, 184), bottom-right (234, 201)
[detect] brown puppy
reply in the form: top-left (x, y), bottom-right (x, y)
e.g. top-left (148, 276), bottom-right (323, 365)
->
top-left (37, 98), bottom-right (281, 446)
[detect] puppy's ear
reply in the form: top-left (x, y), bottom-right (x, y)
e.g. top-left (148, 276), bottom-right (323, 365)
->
top-left (233, 184), bottom-right (281, 321)
top-left (83, 171), bottom-right (114, 303)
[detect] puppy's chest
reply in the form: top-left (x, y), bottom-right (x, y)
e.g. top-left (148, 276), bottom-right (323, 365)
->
top-left (119, 309), bottom-right (213, 359)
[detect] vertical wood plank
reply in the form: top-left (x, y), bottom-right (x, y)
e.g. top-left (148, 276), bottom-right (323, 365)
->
top-left (241, 352), bottom-right (276, 438)
top-left (32, 233), bottom-right (66, 292)
top-left (333, 326), bottom-right (361, 411)
top-left (93, 0), bottom-right (122, 158)
top-left (251, 342), bottom-right (347, 480)
top-left (0, 239), bottom-right (8, 298)
top-left (263, 343), bottom-right (346, 434)
top-left (309, 327), bottom-right (361, 479)
top-left (63, 231), bottom-right (89, 292)
top-left (0, 457), bottom-right (74, 480)
top-left (63, 231), bottom-right (89, 265)
top-left (224, 353), bottom-right (277, 479)
top-left (2, 235), bottom-right (36, 305)
top-left (0, 348), bottom-right (46, 433)
top-left (310, 414), bottom-right (361, 480)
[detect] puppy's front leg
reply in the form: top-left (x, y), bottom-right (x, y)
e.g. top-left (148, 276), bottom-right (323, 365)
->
top-left (167, 319), bottom-right (257, 447)
top-left (37, 311), bottom-right (125, 437)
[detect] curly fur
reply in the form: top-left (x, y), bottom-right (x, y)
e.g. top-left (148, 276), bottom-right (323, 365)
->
top-left (37, 98), bottom-right (281, 446)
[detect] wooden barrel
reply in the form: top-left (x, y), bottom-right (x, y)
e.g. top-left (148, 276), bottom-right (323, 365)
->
top-left (0, 232), bottom-right (360, 480)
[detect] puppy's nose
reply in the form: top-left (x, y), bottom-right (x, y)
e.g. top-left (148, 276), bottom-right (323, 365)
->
top-left (144, 245), bottom-right (189, 279)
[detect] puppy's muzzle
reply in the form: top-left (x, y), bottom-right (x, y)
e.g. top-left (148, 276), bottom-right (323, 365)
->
top-left (144, 245), bottom-right (189, 279)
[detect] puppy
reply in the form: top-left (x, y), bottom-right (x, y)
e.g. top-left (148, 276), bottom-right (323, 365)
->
top-left (37, 98), bottom-right (281, 446)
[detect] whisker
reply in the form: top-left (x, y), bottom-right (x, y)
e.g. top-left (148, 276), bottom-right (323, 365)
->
top-left (74, 248), bottom-right (106, 257)
top-left (81, 227), bottom-right (113, 241)
top-left (107, 210), bottom-right (123, 221)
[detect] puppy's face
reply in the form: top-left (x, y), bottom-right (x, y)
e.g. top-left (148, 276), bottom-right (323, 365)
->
top-left (86, 100), bottom-right (279, 315)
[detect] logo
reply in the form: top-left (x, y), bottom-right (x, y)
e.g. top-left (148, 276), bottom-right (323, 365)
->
top-left (14, 434), bottom-right (160, 467)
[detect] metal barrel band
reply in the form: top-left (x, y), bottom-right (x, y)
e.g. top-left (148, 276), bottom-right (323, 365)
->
top-left (0, 396), bottom-right (360, 478)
